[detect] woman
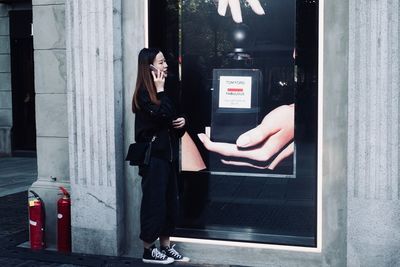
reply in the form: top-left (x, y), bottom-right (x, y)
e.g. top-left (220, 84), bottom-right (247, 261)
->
top-left (132, 48), bottom-right (189, 264)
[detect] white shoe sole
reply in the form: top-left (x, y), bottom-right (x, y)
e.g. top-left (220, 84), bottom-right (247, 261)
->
top-left (142, 257), bottom-right (174, 264)
top-left (175, 256), bottom-right (190, 262)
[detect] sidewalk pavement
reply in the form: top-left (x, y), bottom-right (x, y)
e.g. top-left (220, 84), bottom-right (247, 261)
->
top-left (0, 157), bottom-right (235, 267)
top-left (0, 157), bottom-right (37, 197)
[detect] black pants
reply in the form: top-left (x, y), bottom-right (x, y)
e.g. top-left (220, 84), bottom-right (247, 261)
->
top-left (139, 157), bottom-right (178, 244)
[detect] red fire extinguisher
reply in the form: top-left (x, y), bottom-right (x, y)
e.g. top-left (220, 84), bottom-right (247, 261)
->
top-left (28, 190), bottom-right (45, 250)
top-left (57, 187), bottom-right (71, 252)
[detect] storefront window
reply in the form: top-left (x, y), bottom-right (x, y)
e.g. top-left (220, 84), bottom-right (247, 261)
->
top-left (149, 0), bottom-right (319, 246)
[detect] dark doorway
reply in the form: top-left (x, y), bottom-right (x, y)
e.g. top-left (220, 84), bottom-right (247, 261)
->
top-left (9, 10), bottom-right (36, 155)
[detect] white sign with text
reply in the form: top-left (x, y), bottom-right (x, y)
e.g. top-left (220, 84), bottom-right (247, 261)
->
top-left (219, 76), bottom-right (252, 109)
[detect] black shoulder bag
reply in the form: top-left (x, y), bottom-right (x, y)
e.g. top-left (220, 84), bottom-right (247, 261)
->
top-left (125, 136), bottom-right (156, 166)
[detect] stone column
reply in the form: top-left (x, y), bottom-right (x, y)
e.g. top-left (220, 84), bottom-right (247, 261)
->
top-left (30, 0), bottom-right (70, 249)
top-left (348, 1), bottom-right (400, 266)
top-left (0, 4), bottom-right (12, 156)
top-left (65, 0), bottom-right (124, 256)
top-left (122, 0), bottom-right (146, 257)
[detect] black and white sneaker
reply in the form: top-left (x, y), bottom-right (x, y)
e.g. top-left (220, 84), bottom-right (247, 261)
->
top-left (143, 245), bottom-right (174, 264)
top-left (161, 244), bottom-right (190, 262)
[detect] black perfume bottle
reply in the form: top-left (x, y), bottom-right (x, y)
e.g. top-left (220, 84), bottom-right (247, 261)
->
top-left (210, 69), bottom-right (262, 144)
top-left (209, 69), bottom-right (263, 174)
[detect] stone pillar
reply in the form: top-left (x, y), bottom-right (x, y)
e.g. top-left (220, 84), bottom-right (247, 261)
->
top-left (0, 4), bottom-right (12, 156)
top-left (122, 0), bottom-right (146, 257)
top-left (30, 0), bottom-right (70, 249)
top-left (348, 1), bottom-right (400, 266)
top-left (65, 0), bottom-right (124, 256)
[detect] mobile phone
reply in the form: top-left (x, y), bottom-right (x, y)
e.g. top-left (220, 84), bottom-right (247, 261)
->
top-left (149, 64), bottom-right (159, 73)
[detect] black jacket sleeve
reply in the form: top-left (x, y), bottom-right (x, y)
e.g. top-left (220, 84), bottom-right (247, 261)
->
top-left (138, 89), bottom-right (175, 124)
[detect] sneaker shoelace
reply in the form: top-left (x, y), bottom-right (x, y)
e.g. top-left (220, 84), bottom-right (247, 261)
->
top-left (151, 248), bottom-right (167, 260)
top-left (165, 244), bottom-right (182, 259)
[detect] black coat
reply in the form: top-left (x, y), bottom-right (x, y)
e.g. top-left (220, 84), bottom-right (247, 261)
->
top-left (134, 87), bottom-right (185, 162)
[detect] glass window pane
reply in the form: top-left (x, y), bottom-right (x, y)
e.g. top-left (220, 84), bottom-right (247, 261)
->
top-left (149, 0), bottom-right (319, 246)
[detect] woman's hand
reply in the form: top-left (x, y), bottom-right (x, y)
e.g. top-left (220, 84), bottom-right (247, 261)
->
top-left (151, 69), bottom-right (165, 93)
top-left (197, 104), bottom-right (294, 170)
top-left (172, 117), bottom-right (186, 129)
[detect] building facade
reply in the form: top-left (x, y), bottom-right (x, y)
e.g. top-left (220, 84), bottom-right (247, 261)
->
top-left (0, 0), bottom-right (399, 266)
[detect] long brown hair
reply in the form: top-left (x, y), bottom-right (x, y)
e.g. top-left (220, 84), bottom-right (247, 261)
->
top-left (132, 48), bottom-right (161, 113)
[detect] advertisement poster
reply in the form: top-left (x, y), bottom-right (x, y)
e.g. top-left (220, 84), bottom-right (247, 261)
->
top-left (180, 0), bottom-right (297, 178)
